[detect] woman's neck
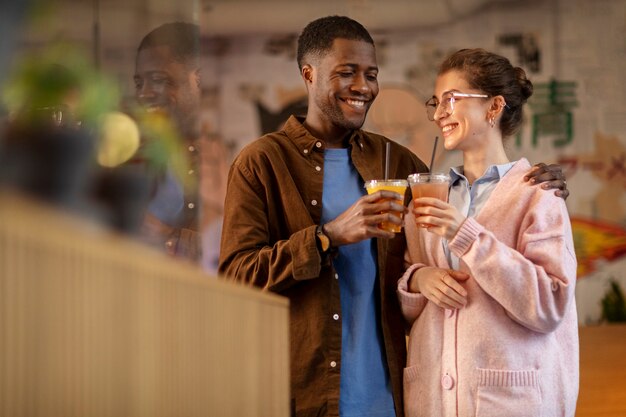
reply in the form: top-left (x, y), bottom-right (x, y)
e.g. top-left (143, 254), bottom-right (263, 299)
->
top-left (462, 142), bottom-right (509, 184)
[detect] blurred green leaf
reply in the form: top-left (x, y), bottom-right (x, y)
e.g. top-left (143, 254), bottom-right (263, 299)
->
top-left (2, 44), bottom-right (119, 129)
top-left (132, 110), bottom-right (195, 190)
top-left (601, 280), bottom-right (626, 323)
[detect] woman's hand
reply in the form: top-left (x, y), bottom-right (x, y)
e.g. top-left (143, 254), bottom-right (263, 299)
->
top-left (408, 266), bottom-right (470, 309)
top-left (412, 197), bottom-right (467, 240)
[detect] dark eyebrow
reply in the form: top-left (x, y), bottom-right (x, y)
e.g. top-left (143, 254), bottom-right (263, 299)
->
top-left (337, 63), bottom-right (379, 72)
top-left (135, 70), bottom-right (169, 78)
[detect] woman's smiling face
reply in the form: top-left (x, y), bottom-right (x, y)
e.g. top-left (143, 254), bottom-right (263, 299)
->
top-left (432, 70), bottom-right (492, 152)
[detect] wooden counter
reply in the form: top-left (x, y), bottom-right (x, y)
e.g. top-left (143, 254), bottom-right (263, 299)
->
top-left (0, 192), bottom-right (289, 417)
top-left (5, 191), bottom-right (625, 417)
top-left (577, 324), bottom-right (626, 417)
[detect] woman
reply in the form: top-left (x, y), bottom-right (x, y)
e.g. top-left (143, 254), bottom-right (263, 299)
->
top-left (398, 48), bottom-right (578, 417)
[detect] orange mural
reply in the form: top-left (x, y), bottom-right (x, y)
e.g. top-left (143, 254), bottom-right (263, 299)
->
top-left (572, 217), bottom-right (626, 278)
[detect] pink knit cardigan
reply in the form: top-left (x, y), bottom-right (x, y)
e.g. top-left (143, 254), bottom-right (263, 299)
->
top-left (398, 159), bottom-right (579, 417)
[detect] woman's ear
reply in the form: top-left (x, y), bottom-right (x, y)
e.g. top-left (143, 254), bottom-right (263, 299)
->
top-left (491, 95), bottom-right (507, 116)
top-left (486, 95), bottom-right (506, 123)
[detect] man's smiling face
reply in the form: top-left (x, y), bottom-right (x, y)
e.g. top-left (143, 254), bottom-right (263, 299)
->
top-left (307, 38), bottom-right (379, 138)
top-left (134, 45), bottom-right (200, 138)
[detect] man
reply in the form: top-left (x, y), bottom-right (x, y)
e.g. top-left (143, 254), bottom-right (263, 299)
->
top-left (133, 22), bottom-right (202, 261)
top-left (219, 16), bottom-right (567, 417)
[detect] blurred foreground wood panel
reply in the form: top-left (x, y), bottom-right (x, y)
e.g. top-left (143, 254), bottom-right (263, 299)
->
top-left (0, 192), bottom-right (289, 417)
top-left (576, 324), bottom-right (626, 417)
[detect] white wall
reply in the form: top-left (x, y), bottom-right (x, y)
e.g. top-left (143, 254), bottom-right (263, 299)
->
top-left (199, 0), bottom-right (626, 324)
top-left (8, 0), bottom-right (625, 323)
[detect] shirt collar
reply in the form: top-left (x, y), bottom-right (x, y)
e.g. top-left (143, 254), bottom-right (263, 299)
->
top-left (283, 115), bottom-right (364, 155)
top-left (449, 161), bottom-right (517, 186)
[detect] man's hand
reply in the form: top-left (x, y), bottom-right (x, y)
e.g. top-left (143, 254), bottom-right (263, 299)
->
top-left (323, 190), bottom-right (406, 247)
top-left (524, 162), bottom-right (569, 200)
top-left (141, 212), bottom-right (178, 255)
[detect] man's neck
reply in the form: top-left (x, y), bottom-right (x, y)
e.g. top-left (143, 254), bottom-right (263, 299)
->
top-left (302, 118), bottom-right (352, 149)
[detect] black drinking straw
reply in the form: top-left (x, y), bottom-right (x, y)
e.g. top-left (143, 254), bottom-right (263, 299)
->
top-left (384, 142), bottom-right (391, 180)
top-left (428, 136), bottom-right (439, 173)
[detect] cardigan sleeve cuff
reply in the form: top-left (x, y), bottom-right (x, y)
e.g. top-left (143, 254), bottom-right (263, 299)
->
top-left (397, 263), bottom-right (428, 307)
top-left (449, 217), bottom-right (483, 257)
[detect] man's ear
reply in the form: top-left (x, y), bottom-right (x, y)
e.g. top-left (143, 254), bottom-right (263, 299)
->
top-left (193, 68), bottom-right (201, 88)
top-left (301, 64), bottom-right (314, 84)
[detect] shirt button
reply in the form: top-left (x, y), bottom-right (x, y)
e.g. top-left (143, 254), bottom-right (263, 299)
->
top-left (441, 374), bottom-right (454, 390)
top-left (311, 200), bottom-right (318, 206)
top-left (334, 273), bottom-right (339, 280)
top-left (332, 314), bottom-right (339, 320)
top-left (188, 169), bottom-right (194, 175)
top-left (188, 145), bottom-right (196, 152)
top-left (330, 361), bottom-right (337, 368)
top-left (303, 149), bottom-right (309, 154)
top-left (187, 203), bottom-right (195, 209)
top-left (315, 142), bottom-right (322, 148)
top-left (315, 166), bottom-right (321, 171)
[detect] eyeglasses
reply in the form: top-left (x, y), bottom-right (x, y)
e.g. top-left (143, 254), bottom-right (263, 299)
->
top-left (425, 92), bottom-right (489, 121)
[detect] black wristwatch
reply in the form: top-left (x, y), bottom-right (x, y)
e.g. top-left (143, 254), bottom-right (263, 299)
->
top-left (316, 225), bottom-right (331, 254)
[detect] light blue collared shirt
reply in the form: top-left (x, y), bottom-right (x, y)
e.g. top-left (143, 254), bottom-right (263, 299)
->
top-left (444, 161), bottom-right (517, 269)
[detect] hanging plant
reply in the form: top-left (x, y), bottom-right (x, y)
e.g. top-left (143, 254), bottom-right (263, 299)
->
top-left (601, 279), bottom-right (626, 323)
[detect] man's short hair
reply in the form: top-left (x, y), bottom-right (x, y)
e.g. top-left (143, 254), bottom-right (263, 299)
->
top-left (296, 16), bottom-right (374, 70)
top-left (138, 22), bottom-right (200, 66)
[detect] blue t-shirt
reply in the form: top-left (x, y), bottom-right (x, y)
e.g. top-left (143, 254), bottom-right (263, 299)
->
top-left (147, 168), bottom-right (184, 226)
top-left (321, 148), bottom-right (395, 417)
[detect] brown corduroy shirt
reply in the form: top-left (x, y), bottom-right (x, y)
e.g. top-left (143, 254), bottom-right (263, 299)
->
top-left (219, 116), bottom-right (428, 417)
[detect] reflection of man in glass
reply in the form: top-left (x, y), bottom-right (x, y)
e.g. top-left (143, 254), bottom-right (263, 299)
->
top-left (133, 22), bottom-right (201, 261)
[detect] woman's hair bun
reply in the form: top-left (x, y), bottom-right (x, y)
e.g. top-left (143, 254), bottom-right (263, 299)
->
top-left (515, 66), bottom-right (534, 102)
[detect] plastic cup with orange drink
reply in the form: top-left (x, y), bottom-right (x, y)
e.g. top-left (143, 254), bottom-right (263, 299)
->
top-left (407, 173), bottom-right (450, 227)
top-left (364, 179), bottom-right (408, 233)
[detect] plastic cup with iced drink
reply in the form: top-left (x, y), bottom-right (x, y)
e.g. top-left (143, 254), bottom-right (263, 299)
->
top-left (364, 179), bottom-right (408, 233)
top-left (407, 173), bottom-right (450, 227)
